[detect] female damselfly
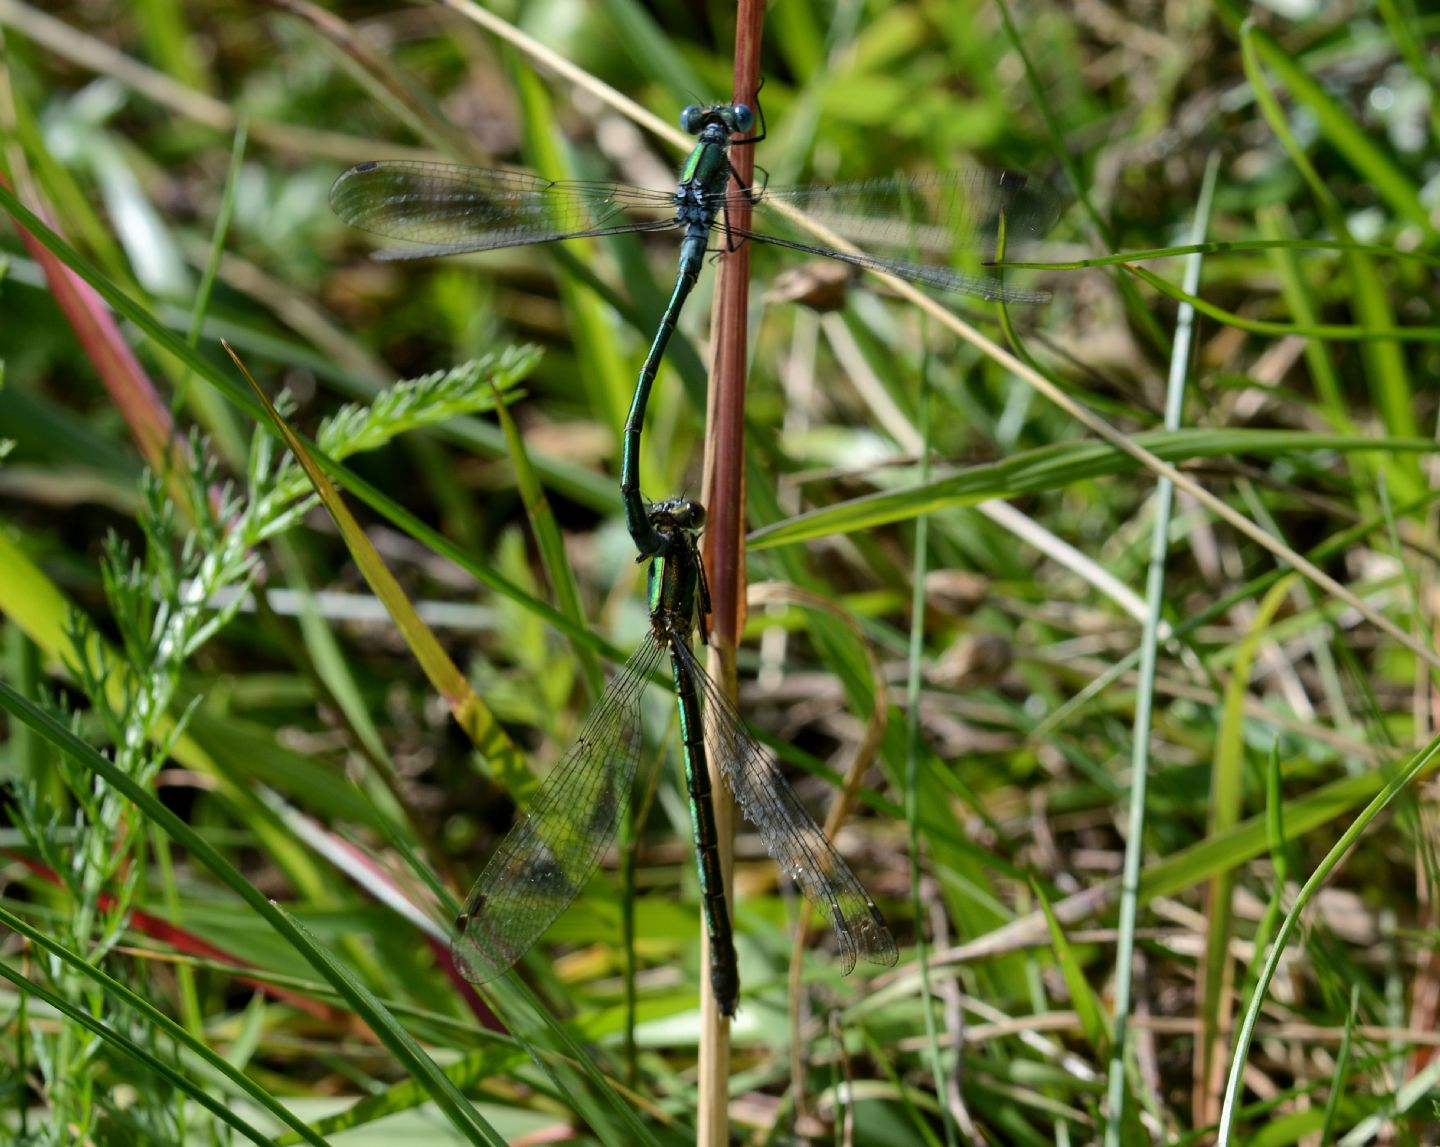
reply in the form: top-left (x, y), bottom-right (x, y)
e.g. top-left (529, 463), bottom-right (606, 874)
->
top-left (451, 498), bottom-right (896, 1016)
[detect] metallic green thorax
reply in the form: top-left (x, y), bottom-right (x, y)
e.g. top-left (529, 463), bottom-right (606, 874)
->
top-left (678, 135), bottom-right (732, 187)
top-left (645, 517), bottom-right (704, 629)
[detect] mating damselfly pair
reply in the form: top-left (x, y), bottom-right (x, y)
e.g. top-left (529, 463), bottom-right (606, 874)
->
top-left (332, 94), bottom-right (1059, 1014)
top-left (331, 94), bottom-right (1061, 560)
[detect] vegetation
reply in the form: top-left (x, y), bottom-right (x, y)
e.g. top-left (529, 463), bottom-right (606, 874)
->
top-left (1, 0), bottom-right (1438, 1143)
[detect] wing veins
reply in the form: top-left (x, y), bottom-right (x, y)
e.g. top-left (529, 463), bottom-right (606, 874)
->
top-left (452, 636), bottom-right (667, 985)
top-left (729, 228), bottom-right (1050, 302)
top-left (331, 161), bottom-right (679, 256)
top-left (675, 640), bottom-right (898, 973)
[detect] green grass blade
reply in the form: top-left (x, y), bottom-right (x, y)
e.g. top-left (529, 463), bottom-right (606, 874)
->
top-left (1239, 22), bottom-right (1432, 235)
top-left (0, 183), bottom-right (611, 655)
top-left (237, 352), bottom-right (529, 792)
top-left (0, 680), bottom-right (504, 1145)
top-left (1216, 733), bottom-right (1440, 1143)
top-left (1122, 264), bottom-right (1440, 343)
top-left (1034, 881), bottom-right (1109, 1056)
top-left (1105, 154), bottom-right (1218, 1145)
top-left (0, 958), bottom-right (286, 1147)
top-left (1199, 578), bottom-right (1291, 1115)
top-left (490, 374), bottom-right (604, 699)
top-left (0, 903), bottom-right (331, 1147)
top-left (749, 429), bottom-right (1440, 549)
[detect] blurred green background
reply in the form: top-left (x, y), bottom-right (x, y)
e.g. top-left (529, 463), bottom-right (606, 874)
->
top-left (1, 0), bottom-right (1438, 1143)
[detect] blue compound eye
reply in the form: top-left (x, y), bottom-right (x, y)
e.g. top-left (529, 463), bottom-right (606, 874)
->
top-left (679, 105), bottom-right (704, 134)
top-left (730, 104), bottom-right (755, 134)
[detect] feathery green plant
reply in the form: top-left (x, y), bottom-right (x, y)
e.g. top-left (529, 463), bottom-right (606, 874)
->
top-left (2, 351), bottom-right (535, 1145)
top-left (3, 0), bottom-right (1440, 1143)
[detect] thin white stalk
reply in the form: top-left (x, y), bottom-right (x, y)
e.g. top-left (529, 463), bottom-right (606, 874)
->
top-left (1103, 153), bottom-right (1219, 1143)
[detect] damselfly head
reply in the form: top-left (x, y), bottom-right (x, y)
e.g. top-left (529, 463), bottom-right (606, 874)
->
top-left (680, 102), bottom-right (754, 137)
top-left (647, 497), bottom-right (705, 532)
top-left (674, 499), bottom-right (705, 529)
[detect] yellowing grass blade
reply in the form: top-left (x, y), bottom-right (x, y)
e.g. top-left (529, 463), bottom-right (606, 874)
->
top-left (228, 342), bottom-right (526, 787)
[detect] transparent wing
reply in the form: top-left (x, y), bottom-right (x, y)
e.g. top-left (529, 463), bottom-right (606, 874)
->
top-left (751, 171), bottom-right (1059, 251)
top-left (675, 640), bottom-right (898, 973)
top-left (451, 636), bottom-right (667, 985)
top-left (733, 227), bottom-right (1050, 302)
top-left (331, 161), bottom-right (679, 260)
top-left (735, 170), bottom-right (1060, 302)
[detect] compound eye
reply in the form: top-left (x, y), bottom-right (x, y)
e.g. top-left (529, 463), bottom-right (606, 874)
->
top-left (730, 104), bottom-right (755, 134)
top-left (679, 105), bottom-right (704, 134)
top-left (687, 502), bottom-right (707, 528)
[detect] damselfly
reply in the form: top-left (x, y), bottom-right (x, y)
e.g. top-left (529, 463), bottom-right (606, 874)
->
top-left (451, 499), bottom-right (896, 1016)
top-left (331, 97), bottom-right (1060, 558)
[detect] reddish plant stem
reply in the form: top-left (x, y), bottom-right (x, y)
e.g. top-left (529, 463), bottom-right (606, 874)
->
top-left (701, 14), bottom-right (764, 652)
top-left (696, 4), bottom-right (764, 1141)
top-left (2, 173), bottom-right (177, 472)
